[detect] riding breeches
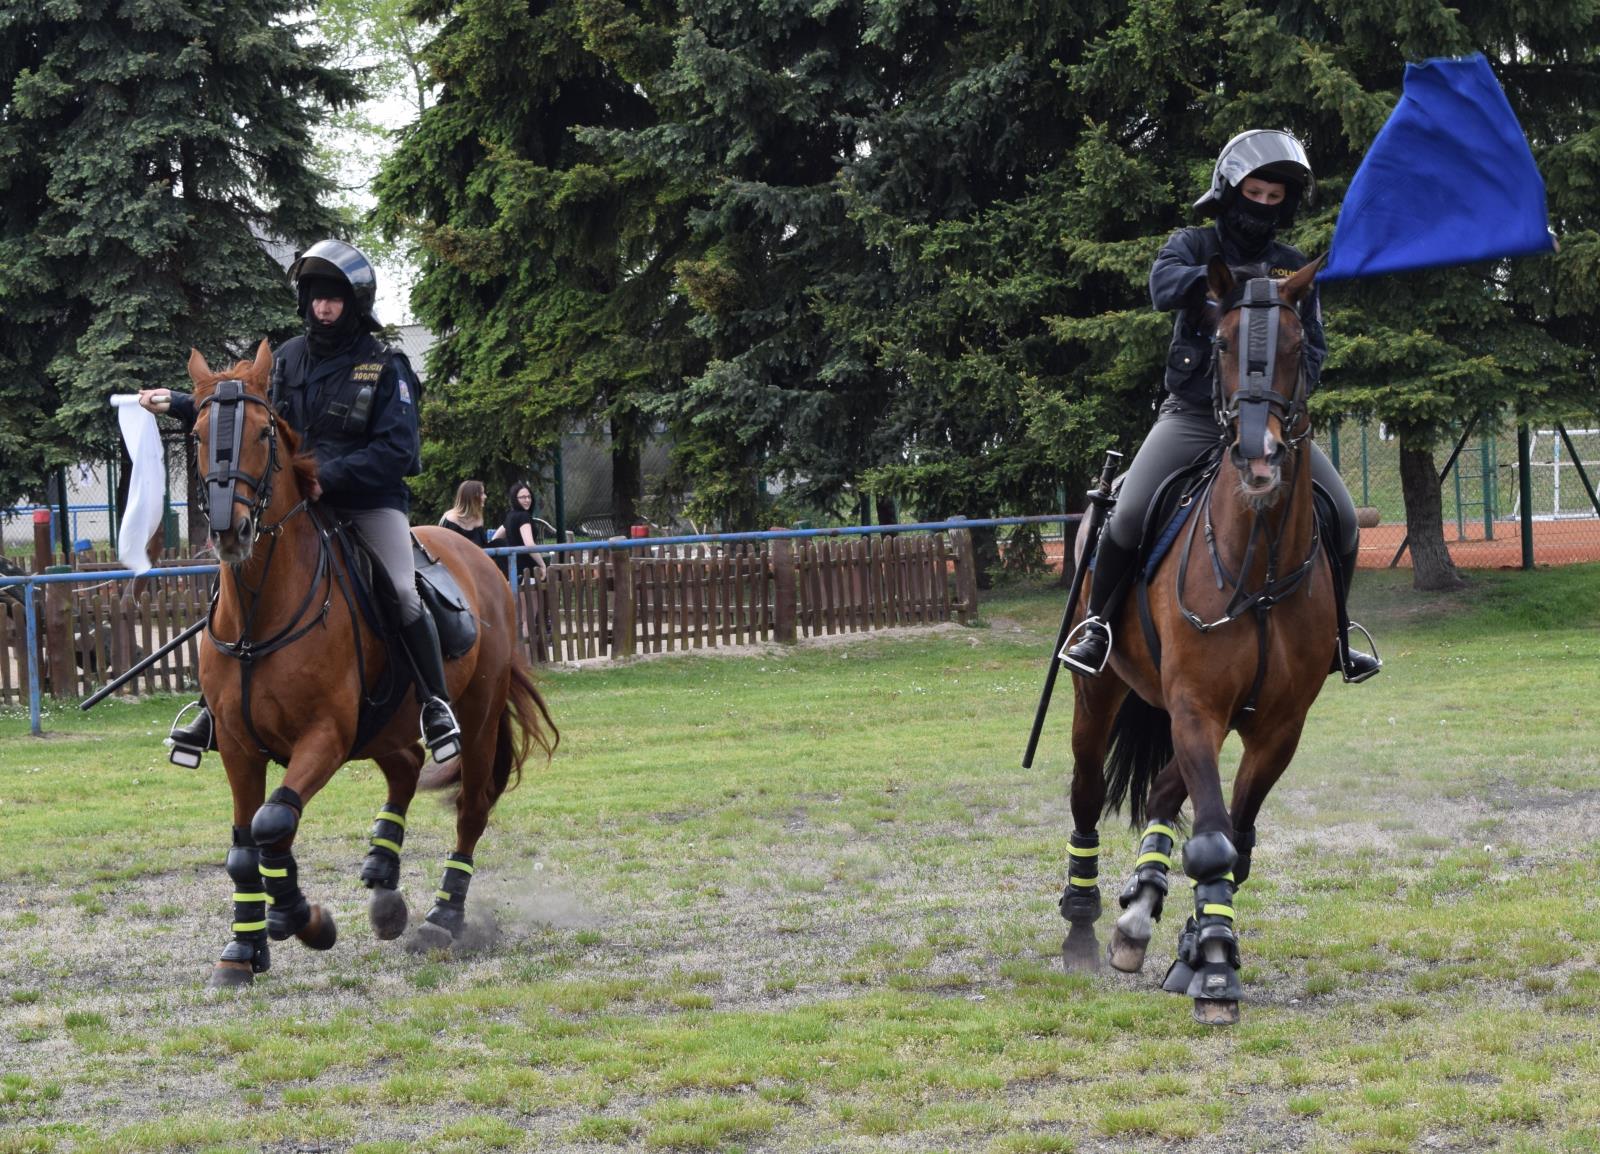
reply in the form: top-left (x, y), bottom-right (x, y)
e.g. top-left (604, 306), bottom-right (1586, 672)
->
top-left (1103, 399), bottom-right (1358, 557)
top-left (334, 505), bottom-right (424, 625)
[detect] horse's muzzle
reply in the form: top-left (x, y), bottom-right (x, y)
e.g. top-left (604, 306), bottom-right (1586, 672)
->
top-left (215, 515), bottom-right (257, 564)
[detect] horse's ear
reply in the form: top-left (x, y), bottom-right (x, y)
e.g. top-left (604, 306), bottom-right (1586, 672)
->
top-left (251, 339), bottom-right (272, 393)
top-left (1281, 255), bottom-right (1323, 305)
top-left (1206, 255), bottom-right (1235, 303)
top-left (187, 348), bottom-right (212, 385)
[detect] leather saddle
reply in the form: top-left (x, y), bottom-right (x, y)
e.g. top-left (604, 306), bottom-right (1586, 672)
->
top-left (337, 529), bottom-right (479, 660)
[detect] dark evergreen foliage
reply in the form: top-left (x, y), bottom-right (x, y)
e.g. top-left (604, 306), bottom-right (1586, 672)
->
top-left (0, 0), bottom-right (355, 507)
top-left (375, 0), bottom-right (1600, 557)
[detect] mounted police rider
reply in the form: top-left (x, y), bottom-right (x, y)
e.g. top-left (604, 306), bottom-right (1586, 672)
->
top-left (139, 239), bottom-right (464, 766)
top-left (1061, 130), bottom-right (1381, 683)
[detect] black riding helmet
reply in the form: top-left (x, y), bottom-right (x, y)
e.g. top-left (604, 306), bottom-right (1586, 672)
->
top-left (288, 239), bottom-right (381, 329)
top-left (1193, 129), bottom-right (1316, 226)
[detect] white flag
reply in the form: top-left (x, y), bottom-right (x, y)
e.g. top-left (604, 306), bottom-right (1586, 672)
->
top-left (111, 395), bottom-right (165, 575)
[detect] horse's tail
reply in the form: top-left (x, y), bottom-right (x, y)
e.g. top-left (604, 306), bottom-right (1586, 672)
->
top-left (494, 647), bottom-right (558, 795)
top-left (1102, 693), bottom-right (1174, 828)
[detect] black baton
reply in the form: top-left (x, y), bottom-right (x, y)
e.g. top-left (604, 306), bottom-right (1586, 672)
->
top-left (1021, 449), bottom-right (1122, 769)
top-left (80, 616), bottom-right (207, 710)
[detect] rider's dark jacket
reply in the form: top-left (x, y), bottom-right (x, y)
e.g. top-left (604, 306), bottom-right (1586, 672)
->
top-left (1151, 225), bottom-right (1326, 413)
top-left (169, 333), bottom-right (421, 513)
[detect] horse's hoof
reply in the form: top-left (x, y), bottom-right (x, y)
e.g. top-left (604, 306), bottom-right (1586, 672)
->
top-left (1107, 926), bottom-right (1149, 973)
top-left (296, 904), bottom-right (338, 951)
top-left (1193, 998), bottom-right (1240, 1026)
top-left (206, 960), bottom-right (255, 990)
top-left (369, 887), bottom-right (408, 941)
top-left (1061, 924), bottom-right (1101, 973)
top-left (408, 921), bottom-right (455, 954)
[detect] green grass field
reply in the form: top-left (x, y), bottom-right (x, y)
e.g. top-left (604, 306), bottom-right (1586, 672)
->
top-left (3, 565), bottom-right (1600, 1153)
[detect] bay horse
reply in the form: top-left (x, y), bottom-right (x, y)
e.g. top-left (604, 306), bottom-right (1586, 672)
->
top-left (186, 341), bottom-right (555, 988)
top-left (1057, 256), bottom-right (1335, 1025)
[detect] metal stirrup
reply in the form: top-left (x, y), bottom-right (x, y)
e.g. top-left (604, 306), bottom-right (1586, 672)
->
top-left (1342, 621), bottom-right (1383, 683)
top-left (1058, 616), bottom-right (1113, 675)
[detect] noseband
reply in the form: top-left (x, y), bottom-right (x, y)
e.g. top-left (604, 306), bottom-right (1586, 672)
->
top-left (1211, 276), bottom-right (1310, 459)
top-left (197, 381), bottom-right (281, 540)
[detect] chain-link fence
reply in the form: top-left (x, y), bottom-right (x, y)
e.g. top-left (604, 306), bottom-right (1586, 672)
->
top-left (1, 437), bottom-right (193, 563)
top-left (1319, 419), bottom-right (1600, 569)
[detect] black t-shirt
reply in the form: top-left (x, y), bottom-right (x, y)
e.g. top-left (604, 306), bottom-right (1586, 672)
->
top-left (440, 516), bottom-right (489, 548)
top-left (502, 508), bottom-right (539, 548)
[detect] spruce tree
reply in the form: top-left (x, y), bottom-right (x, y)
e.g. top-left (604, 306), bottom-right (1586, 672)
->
top-left (1208, 0), bottom-right (1600, 589)
top-left (374, 0), bottom-right (691, 527)
top-left (0, 0), bottom-right (356, 510)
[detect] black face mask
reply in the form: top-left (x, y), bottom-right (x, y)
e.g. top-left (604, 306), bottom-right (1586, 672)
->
top-left (1219, 196), bottom-right (1280, 258)
top-left (305, 295), bottom-right (362, 359)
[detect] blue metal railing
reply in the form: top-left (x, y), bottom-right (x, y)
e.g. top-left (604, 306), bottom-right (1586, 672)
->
top-left (2, 514), bottom-right (1077, 736)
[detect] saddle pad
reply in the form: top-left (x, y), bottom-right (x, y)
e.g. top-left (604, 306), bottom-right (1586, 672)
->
top-left (1137, 445), bottom-right (1224, 581)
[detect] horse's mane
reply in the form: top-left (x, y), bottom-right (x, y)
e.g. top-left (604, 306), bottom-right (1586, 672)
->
top-left (193, 357), bottom-right (319, 501)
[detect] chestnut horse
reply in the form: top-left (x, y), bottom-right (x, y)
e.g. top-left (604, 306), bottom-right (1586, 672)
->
top-left (187, 342), bottom-right (555, 988)
top-left (1058, 257), bottom-right (1335, 1025)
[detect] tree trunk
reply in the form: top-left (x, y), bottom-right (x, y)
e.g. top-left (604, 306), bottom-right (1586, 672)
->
top-left (609, 412), bottom-right (642, 534)
top-left (874, 494), bottom-right (897, 527)
top-left (1398, 433), bottom-right (1464, 591)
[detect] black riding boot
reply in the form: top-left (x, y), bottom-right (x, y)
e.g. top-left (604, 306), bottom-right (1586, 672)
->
top-left (1061, 535), bottom-right (1140, 676)
top-left (1332, 544), bottom-right (1382, 683)
top-left (398, 613), bottom-right (463, 762)
top-left (168, 699), bottom-right (216, 768)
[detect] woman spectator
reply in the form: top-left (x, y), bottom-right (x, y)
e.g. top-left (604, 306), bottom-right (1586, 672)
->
top-left (438, 480), bottom-right (490, 548)
top-left (492, 480), bottom-right (548, 580)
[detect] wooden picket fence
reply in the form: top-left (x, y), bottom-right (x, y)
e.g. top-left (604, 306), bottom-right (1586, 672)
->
top-left (0, 527), bottom-right (980, 703)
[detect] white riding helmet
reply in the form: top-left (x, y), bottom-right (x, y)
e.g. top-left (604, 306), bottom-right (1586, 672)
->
top-left (1194, 129), bottom-right (1316, 221)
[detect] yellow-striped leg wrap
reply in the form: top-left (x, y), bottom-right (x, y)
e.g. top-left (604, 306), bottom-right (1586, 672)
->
top-left (1060, 830), bottom-right (1102, 922)
top-left (1136, 822), bottom-right (1176, 869)
top-left (361, 804), bottom-right (409, 891)
top-left (423, 853), bottom-right (474, 937)
top-left (1190, 875), bottom-right (1240, 971)
top-left (1118, 820), bottom-right (1176, 914)
top-left (435, 854), bottom-right (474, 907)
top-left (370, 808), bottom-right (407, 857)
top-left (225, 827), bottom-right (269, 936)
top-left (220, 826), bottom-right (271, 973)
top-left (1067, 830), bottom-right (1099, 888)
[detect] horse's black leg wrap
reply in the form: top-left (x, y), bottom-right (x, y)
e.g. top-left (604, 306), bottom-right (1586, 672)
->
top-left (360, 805), bottom-right (408, 890)
top-left (1058, 829), bottom-right (1101, 922)
top-left (219, 826), bottom-right (271, 973)
top-left (1118, 820), bottom-right (1176, 921)
top-left (1181, 830), bottom-right (1237, 881)
top-left (252, 787), bottom-right (309, 940)
top-left (1169, 831), bottom-right (1243, 1002)
top-left (250, 786), bottom-right (302, 849)
top-left (423, 853), bottom-right (474, 938)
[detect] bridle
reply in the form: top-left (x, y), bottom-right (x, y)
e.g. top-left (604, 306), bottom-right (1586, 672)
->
top-left (1177, 274), bottom-right (1319, 629)
top-left (194, 377), bottom-right (337, 762)
top-left (194, 378), bottom-right (324, 648)
top-left (1210, 276), bottom-right (1312, 464)
top-left (196, 380), bottom-right (302, 541)
top-left (1171, 272), bottom-right (1322, 718)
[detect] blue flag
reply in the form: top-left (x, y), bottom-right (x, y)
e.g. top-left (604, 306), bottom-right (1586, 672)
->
top-left (1319, 53), bottom-right (1555, 282)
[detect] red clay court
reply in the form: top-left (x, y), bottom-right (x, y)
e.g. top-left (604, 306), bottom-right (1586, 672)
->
top-left (1041, 516), bottom-right (1600, 572)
